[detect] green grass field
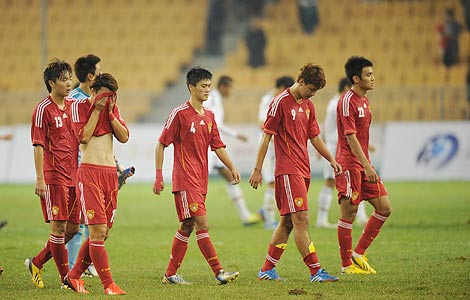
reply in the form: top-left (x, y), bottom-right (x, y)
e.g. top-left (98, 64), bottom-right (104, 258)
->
top-left (0, 180), bottom-right (469, 300)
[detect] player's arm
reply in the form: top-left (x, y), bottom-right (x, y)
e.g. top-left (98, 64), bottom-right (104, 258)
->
top-left (346, 133), bottom-right (377, 183)
top-left (310, 136), bottom-right (342, 175)
top-left (109, 95), bottom-right (129, 143)
top-left (153, 142), bottom-right (166, 195)
top-left (214, 147), bottom-right (240, 184)
top-left (248, 133), bottom-right (272, 189)
top-left (80, 96), bottom-right (107, 144)
top-left (33, 145), bottom-right (46, 198)
top-left (218, 123), bottom-right (248, 142)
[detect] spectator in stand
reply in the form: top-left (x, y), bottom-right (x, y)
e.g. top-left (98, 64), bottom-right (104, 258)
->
top-left (245, 18), bottom-right (267, 68)
top-left (437, 8), bottom-right (462, 69)
top-left (297, 0), bottom-right (319, 34)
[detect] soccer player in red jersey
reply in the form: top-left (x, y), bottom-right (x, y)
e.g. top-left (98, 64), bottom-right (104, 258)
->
top-left (63, 73), bottom-right (128, 295)
top-left (335, 56), bottom-right (392, 275)
top-left (249, 63), bottom-right (341, 283)
top-left (26, 59), bottom-right (80, 288)
top-left (153, 67), bottom-right (240, 285)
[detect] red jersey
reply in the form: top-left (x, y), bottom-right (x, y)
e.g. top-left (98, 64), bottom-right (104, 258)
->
top-left (336, 89), bottom-right (372, 171)
top-left (70, 98), bottom-right (128, 140)
top-left (264, 89), bottom-right (320, 178)
top-left (31, 96), bottom-right (75, 186)
top-left (159, 101), bottom-right (225, 194)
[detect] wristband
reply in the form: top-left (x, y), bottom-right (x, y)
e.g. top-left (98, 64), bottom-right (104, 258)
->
top-left (109, 112), bottom-right (116, 121)
top-left (156, 169), bottom-right (163, 181)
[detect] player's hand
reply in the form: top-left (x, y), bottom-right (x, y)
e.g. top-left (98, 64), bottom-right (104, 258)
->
top-left (153, 169), bottom-right (164, 195)
top-left (230, 168), bottom-right (241, 185)
top-left (237, 134), bottom-right (248, 142)
top-left (364, 164), bottom-right (378, 183)
top-left (330, 160), bottom-right (342, 176)
top-left (108, 93), bottom-right (117, 112)
top-left (35, 178), bottom-right (46, 198)
top-left (249, 168), bottom-right (263, 189)
top-left (93, 93), bottom-right (108, 111)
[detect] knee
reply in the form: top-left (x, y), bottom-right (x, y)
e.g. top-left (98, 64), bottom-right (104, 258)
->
top-left (279, 220), bottom-right (293, 233)
top-left (180, 222), bottom-right (195, 235)
top-left (90, 227), bottom-right (108, 241)
top-left (66, 224), bottom-right (80, 237)
top-left (378, 206), bottom-right (392, 217)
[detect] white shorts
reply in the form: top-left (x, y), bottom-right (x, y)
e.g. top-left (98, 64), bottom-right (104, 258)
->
top-left (322, 144), bottom-right (336, 180)
top-left (262, 141), bottom-right (275, 183)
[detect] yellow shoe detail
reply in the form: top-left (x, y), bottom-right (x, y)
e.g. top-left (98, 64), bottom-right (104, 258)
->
top-left (352, 254), bottom-right (377, 274)
top-left (341, 264), bottom-right (371, 275)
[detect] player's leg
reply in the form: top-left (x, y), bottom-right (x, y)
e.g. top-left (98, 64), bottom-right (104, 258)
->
top-left (218, 167), bottom-right (261, 225)
top-left (336, 171), bottom-right (370, 274)
top-left (262, 182), bottom-right (277, 229)
top-left (316, 177), bottom-right (336, 229)
top-left (352, 189), bottom-right (391, 274)
top-left (192, 214), bottom-right (238, 284)
top-left (66, 224), bottom-right (84, 270)
top-left (163, 216), bottom-right (193, 284)
top-left (258, 214), bottom-right (291, 281)
top-left (261, 146), bottom-right (277, 229)
top-left (48, 220), bottom-right (70, 283)
top-left (355, 201), bottom-right (368, 226)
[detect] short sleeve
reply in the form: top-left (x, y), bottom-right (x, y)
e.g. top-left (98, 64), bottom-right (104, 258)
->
top-left (71, 100), bottom-right (89, 141)
top-left (339, 99), bottom-right (357, 136)
top-left (31, 106), bottom-right (47, 147)
top-left (307, 102), bottom-right (320, 139)
top-left (113, 103), bottom-right (129, 134)
top-left (209, 118), bottom-right (226, 151)
top-left (159, 111), bottom-right (180, 146)
top-left (263, 100), bottom-right (282, 135)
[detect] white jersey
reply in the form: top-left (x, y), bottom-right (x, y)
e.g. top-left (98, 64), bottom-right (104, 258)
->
top-left (324, 94), bottom-right (340, 147)
top-left (204, 89), bottom-right (237, 138)
top-left (258, 90), bottom-right (276, 183)
top-left (205, 89), bottom-right (238, 171)
top-left (258, 90), bottom-right (275, 123)
top-left (322, 93), bottom-right (341, 179)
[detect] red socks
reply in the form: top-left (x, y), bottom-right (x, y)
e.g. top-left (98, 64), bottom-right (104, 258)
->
top-left (48, 234), bottom-right (69, 282)
top-left (89, 240), bottom-right (113, 289)
top-left (196, 230), bottom-right (222, 276)
top-left (68, 238), bottom-right (91, 279)
top-left (303, 252), bottom-right (321, 275)
top-left (338, 219), bottom-right (353, 267)
top-left (166, 230), bottom-right (189, 276)
top-left (354, 211), bottom-right (388, 255)
top-left (261, 244), bottom-right (286, 272)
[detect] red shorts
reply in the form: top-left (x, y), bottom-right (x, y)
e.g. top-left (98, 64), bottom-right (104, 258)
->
top-left (274, 174), bottom-right (310, 216)
top-left (77, 163), bottom-right (118, 229)
top-left (335, 169), bottom-right (388, 205)
top-left (173, 191), bottom-right (207, 222)
top-left (40, 184), bottom-right (70, 222)
top-left (67, 187), bottom-right (81, 224)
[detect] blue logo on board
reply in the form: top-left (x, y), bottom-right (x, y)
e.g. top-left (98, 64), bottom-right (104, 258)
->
top-left (416, 134), bottom-right (459, 169)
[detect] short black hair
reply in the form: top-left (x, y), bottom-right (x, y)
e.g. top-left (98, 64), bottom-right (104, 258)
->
top-left (43, 58), bottom-right (72, 92)
top-left (344, 56), bottom-right (373, 84)
top-left (275, 76), bottom-right (295, 89)
top-left (338, 77), bottom-right (351, 93)
top-left (74, 54), bottom-right (101, 83)
top-left (186, 67), bottom-right (212, 88)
